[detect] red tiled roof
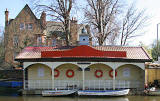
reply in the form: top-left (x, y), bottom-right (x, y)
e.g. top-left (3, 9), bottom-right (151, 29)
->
top-left (15, 45), bottom-right (152, 60)
top-left (93, 46), bottom-right (152, 60)
top-left (41, 45), bottom-right (126, 58)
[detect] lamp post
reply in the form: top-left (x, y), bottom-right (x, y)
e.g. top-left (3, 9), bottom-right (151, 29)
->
top-left (156, 23), bottom-right (160, 80)
top-left (157, 23), bottom-right (160, 61)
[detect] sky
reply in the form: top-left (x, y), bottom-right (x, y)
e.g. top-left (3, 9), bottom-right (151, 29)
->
top-left (1, 0), bottom-right (160, 46)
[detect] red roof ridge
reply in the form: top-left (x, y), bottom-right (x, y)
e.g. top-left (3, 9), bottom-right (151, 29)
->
top-left (41, 45), bottom-right (127, 58)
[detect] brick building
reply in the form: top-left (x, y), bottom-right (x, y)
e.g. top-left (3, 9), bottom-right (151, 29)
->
top-left (4, 4), bottom-right (91, 68)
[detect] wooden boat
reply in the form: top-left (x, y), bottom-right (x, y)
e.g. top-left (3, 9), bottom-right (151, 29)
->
top-left (145, 87), bottom-right (160, 96)
top-left (42, 90), bottom-right (76, 96)
top-left (78, 89), bottom-right (130, 96)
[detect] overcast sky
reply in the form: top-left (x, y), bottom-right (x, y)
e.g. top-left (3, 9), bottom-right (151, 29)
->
top-left (1, 0), bottom-right (160, 46)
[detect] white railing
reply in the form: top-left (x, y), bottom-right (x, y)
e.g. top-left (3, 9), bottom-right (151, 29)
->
top-left (54, 80), bottom-right (80, 90)
top-left (129, 80), bottom-right (144, 88)
top-left (84, 80), bottom-right (113, 90)
top-left (24, 80), bottom-right (143, 90)
top-left (25, 80), bottom-right (52, 90)
top-left (115, 80), bottom-right (130, 89)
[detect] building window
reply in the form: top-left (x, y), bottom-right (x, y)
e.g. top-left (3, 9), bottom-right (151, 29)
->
top-left (26, 23), bottom-right (33, 30)
top-left (13, 52), bottom-right (19, 61)
top-left (52, 39), bottom-right (56, 46)
top-left (38, 67), bottom-right (44, 77)
top-left (28, 23), bottom-right (33, 30)
top-left (82, 28), bottom-right (86, 33)
top-left (20, 23), bottom-right (24, 30)
top-left (123, 68), bottom-right (130, 77)
top-left (37, 36), bottom-right (42, 46)
top-left (13, 35), bottom-right (19, 47)
top-left (20, 23), bottom-right (33, 30)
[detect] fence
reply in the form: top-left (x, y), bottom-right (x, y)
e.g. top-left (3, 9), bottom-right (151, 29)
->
top-left (24, 80), bottom-right (143, 90)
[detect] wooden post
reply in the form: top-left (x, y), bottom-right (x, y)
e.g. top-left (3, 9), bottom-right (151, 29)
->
top-left (82, 68), bottom-right (85, 90)
top-left (113, 69), bottom-right (116, 90)
top-left (23, 68), bottom-right (26, 89)
top-left (52, 68), bottom-right (54, 90)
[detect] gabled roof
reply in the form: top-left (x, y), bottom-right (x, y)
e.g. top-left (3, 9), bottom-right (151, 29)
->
top-left (8, 4), bottom-right (44, 30)
top-left (15, 4), bottom-right (38, 20)
top-left (15, 45), bottom-right (152, 62)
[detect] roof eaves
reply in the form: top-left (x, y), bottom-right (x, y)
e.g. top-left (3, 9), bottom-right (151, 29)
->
top-left (141, 46), bottom-right (153, 60)
top-left (15, 57), bottom-right (152, 63)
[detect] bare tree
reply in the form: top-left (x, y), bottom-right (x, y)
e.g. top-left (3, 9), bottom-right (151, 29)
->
top-left (34, 0), bottom-right (74, 46)
top-left (106, 27), bottom-right (119, 45)
top-left (85, 0), bottom-right (120, 46)
top-left (120, 4), bottom-right (148, 46)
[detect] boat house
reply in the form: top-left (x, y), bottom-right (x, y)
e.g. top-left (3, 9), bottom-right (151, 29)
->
top-left (15, 45), bottom-right (152, 93)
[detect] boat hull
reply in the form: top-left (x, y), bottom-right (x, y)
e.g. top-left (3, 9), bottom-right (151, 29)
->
top-left (78, 89), bottom-right (130, 96)
top-left (42, 90), bottom-right (76, 97)
top-left (145, 90), bottom-right (160, 96)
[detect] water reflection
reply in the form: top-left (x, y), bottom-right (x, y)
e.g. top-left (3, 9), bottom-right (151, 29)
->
top-left (0, 96), bottom-right (160, 101)
top-left (23, 96), bottom-right (76, 101)
top-left (22, 96), bottom-right (129, 101)
top-left (77, 97), bottom-right (129, 101)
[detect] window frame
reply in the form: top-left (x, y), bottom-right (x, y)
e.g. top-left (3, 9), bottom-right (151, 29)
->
top-left (13, 35), bottom-right (19, 48)
top-left (37, 36), bottom-right (42, 45)
top-left (19, 23), bottom-right (25, 30)
top-left (52, 39), bottom-right (57, 46)
top-left (26, 23), bottom-right (33, 30)
top-left (20, 23), bottom-right (33, 30)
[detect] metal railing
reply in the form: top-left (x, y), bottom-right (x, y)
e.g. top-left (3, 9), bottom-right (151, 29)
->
top-left (24, 80), bottom-right (143, 90)
top-left (54, 80), bottom-right (80, 90)
top-left (115, 80), bottom-right (130, 89)
top-left (84, 80), bottom-right (113, 90)
top-left (25, 80), bottom-right (52, 90)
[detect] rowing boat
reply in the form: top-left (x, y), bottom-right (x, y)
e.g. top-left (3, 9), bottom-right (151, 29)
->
top-left (144, 87), bottom-right (160, 96)
top-left (78, 89), bottom-right (130, 96)
top-left (42, 90), bottom-right (76, 96)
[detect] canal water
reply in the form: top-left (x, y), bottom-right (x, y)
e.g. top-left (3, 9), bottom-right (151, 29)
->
top-left (0, 88), bottom-right (160, 101)
top-left (0, 96), bottom-right (160, 101)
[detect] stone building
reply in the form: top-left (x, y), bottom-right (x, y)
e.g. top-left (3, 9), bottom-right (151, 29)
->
top-left (4, 4), bottom-right (91, 68)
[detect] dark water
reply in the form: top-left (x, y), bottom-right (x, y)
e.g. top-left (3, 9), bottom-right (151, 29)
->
top-left (0, 88), bottom-right (160, 101)
top-left (0, 96), bottom-right (160, 101)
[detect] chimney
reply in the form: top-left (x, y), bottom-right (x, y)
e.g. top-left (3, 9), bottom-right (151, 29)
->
top-left (5, 8), bottom-right (9, 26)
top-left (85, 25), bottom-right (92, 46)
top-left (40, 11), bottom-right (46, 28)
top-left (71, 17), bottom-right (77, 24)
top-left (70, 17), bottom-right (78, 45)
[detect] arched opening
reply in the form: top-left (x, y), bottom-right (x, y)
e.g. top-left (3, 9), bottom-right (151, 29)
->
top-left (25, 63), bottom-right (52, 89)
top-left (54, 63), bottom-right (81, 90)
top-left (86, 63), bottom-right (112, 80)
top-left (116, 64), bottom-right (144, 89)
top-left (84, 63), bottom-right (113, 90)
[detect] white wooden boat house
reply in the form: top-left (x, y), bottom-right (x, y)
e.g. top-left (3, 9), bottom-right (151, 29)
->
top-left (15, 45), bottom-right (152, 92)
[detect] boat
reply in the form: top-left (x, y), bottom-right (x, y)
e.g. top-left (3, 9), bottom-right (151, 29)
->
top-left (144, 87), bottom-right (160, 96)
top-left (78, 89), bottom-right (130, 96)
top-left (42, 90), bottom-right (76, 96)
